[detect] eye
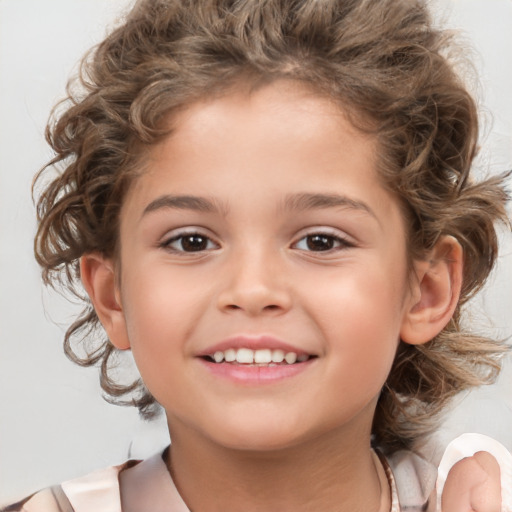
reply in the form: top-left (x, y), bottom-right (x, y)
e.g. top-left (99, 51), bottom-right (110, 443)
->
top-left (293, 233), bottom-right (352, 252)
top-left (163, 232), bottom-right (219, 253)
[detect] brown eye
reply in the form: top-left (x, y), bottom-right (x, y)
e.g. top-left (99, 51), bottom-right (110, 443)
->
top-left (180, 235), bottom-right (209, 251)
top-left (293, 232), bottom-right (352, 252)
top-left (306, 235), bottom-right (336, 251)
top-left (164, 233), bottom-right (218, 252)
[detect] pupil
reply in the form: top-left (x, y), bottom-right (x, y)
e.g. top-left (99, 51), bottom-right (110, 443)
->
top-left (182, 235), bottom-right (207, 251)
top-left (307, 235), bottom-right (333, 251)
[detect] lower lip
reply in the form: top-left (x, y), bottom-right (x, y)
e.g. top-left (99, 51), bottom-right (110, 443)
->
top-left (198, 358), bottom-right (315, 384)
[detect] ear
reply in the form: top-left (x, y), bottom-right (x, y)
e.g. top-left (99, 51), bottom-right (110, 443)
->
top-left (80, 254), bottom-right (131, 350)
top-left (400, 236), bottom-right (463, 345)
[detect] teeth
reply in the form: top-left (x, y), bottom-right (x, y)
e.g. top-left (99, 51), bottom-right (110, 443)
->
top-left (284, 352), bottom-right (297, 364)
top-left (254, 349), bottom-right (272, 363)
top-left (224, 348), bottom-right (236, 362)
top-left (236, 348), bottom-right (254, 364)
top-left (208, 348), bottom-right (310, 365)
top-left (272, 349), bottom-right (285, 363)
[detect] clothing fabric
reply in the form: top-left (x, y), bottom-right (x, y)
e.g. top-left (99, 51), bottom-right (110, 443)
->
top-left (7, 433), bottom-right (511, 512)
top-left (1, 448), bottom-right (431, 512)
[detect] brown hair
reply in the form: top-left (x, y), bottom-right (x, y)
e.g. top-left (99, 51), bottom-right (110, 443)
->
top-left (34, 0), bottom-right (510, 454)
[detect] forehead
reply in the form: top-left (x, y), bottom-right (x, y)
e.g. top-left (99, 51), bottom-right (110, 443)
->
top-left (122, 80), bottom-right (395, 222)
top-left (145, 82), bottom-right (377, 179)
top-left (166, 80), bottom-right (367, 153)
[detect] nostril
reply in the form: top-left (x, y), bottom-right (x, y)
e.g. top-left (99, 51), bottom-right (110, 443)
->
top-left (218, 285), bottom-right (292, 315)
top-left (223, 303), bottom-right (282, 314)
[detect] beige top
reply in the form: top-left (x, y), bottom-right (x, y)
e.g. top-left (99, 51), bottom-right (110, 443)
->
top-left (5, 447), bottom-right (435, 512)
top-left (9, 433), bottom-right (512, 512)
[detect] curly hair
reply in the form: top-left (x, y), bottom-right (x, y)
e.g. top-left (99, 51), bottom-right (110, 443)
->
top-left (34, 0), bottom-right (510, 454)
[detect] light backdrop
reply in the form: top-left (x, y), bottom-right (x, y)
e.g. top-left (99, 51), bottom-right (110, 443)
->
top-left (0, 0), bottom-right (511, 504)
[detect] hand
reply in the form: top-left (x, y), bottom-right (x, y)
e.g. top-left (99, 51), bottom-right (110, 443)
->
top-left (441, 451), bottom-right (501, 512)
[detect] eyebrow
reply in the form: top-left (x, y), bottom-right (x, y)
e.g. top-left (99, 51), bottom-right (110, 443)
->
top-left (283, 192), bottom-right (377, 219)
top-left (141, 192), bottom-right (377, 220)
top-left (141, 195), bottom-right (226, 218)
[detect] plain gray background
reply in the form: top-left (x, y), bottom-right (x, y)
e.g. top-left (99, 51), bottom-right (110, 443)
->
top-left (1, 0), bottom-right (511, 504)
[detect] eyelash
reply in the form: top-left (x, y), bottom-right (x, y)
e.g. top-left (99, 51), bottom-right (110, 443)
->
top-left (292, 232), bottom-right (354, 253)
top-left (160, 231), bottom-right (220, 253)
top-left (160, 229), bottom-right (353, 254)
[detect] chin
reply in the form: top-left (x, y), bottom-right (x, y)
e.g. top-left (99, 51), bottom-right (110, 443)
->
top-left (215, 432), bottom-right (306, 453)
top-left (201, 415), bottom-right (316, 453)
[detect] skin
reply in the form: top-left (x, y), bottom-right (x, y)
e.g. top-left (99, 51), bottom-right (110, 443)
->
top-left (81, 81), bottom-right (499, 511)
top-left (441, 452), bottom-right (501, 512)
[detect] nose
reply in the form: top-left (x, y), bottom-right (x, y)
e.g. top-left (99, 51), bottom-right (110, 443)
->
top-left (216, 247), bottom-right (292, 316)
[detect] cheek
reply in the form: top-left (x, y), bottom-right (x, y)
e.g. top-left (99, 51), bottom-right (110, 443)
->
top-left (124, 260), bottom-right (201, 322)
top-left (306, 263), bottom-right (406, 385)
top-left (308, 260), bottom-right (408, 332)
top-left (119, 265), bottom-right (205, 369)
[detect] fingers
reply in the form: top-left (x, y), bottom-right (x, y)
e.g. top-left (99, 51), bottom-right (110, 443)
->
top-left (441, 451), bottom-right (501, 512)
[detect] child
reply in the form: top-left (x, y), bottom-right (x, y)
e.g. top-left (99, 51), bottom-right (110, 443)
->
top-left (6, 0), bottom-right (511, 510)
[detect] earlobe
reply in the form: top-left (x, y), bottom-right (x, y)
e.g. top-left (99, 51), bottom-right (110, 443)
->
top-left (80, 254), bottom-right (131, 350)
top-left (400, 236), bottom-right (463, 346)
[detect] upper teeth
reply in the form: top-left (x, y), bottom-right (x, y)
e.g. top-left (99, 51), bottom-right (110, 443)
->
top-left (211, 348), bottom-right (309, 364)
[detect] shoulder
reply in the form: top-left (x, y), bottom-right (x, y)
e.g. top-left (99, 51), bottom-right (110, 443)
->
top-left (2, 460), bottom-right (138, 512)
top-left (2, 487), bottom-right (72, 512)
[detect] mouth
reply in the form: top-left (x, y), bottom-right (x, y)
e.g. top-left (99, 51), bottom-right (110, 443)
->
top-left (201, 348), bottom-right (317, 366)
top-left (197, 336), bottom-right (318, 383)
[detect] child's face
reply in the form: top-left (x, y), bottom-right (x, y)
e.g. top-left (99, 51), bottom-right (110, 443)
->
top-left (109, 81), bottom-right (419, 450)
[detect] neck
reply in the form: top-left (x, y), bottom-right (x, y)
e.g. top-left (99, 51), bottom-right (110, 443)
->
top-left (165, 418), bottom-right (386, 512)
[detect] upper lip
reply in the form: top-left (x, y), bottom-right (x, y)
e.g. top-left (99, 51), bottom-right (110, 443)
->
top-left (198, 335), bottom-right (313, 357)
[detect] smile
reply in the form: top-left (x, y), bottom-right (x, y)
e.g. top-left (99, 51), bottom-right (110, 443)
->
top-left (197, 336), bottom-right (318, 383)
top-left (204, 348), bottom-right (314, 365)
